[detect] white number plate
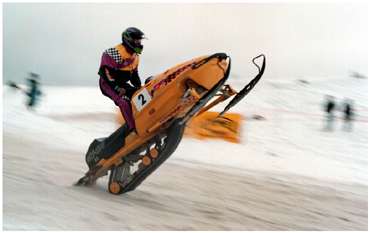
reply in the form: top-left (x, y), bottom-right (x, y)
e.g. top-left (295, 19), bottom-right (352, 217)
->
top-left (132, 88), bottom-right (152, 111)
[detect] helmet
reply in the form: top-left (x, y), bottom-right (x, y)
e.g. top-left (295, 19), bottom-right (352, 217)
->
top-left (121, 27), bottom-right (146, 54)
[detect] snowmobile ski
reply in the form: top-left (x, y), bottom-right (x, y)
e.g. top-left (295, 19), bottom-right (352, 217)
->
top-left (219, 54), bottom-right (266, 116)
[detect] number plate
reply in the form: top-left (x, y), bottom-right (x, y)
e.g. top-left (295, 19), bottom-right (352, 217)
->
top-left (132, 88), bottom-right (152, 111)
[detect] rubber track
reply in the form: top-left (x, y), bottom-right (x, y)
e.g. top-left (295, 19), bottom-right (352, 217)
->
top-left (120, 120), bottom-right (186, 193)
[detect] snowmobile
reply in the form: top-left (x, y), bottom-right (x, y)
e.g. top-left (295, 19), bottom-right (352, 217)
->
top-left (76, 53), bottom-right (266, 194)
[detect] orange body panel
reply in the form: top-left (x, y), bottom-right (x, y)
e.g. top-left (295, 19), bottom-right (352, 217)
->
top-left (185, 111), bottom-right (242, 143)
top-left (131, 55), bottom-right (229, 137)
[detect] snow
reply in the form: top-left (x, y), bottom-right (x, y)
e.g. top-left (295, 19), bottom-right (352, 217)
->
top-left (175, 76), bottom-right (368, 185)
top-left (2, 75), bottom-right (368, 230)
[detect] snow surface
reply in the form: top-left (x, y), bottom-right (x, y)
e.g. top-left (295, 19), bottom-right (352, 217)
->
top-left (3, 75), bottom-right (368, 230)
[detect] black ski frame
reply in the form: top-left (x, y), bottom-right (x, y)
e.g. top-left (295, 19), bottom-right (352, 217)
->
top-left (219, 54), bottom-right (266, 116)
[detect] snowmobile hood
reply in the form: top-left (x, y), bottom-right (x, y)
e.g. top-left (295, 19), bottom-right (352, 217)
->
top-left (131, 53), bottom-right (230, 136)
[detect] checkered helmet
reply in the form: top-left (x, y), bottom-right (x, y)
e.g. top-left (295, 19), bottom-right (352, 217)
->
top-left (122, 27), bottom-right (146, 54)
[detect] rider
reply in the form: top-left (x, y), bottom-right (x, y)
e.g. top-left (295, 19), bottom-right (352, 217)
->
top-left (98, 27), bottom-right (145, 132)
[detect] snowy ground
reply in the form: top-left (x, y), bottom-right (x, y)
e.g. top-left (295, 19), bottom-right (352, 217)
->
top-left (2, 75), bottom-right (368, 230)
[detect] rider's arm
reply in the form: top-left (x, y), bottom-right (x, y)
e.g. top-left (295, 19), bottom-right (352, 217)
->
top-left (129, 69), bottom-right (142, 89)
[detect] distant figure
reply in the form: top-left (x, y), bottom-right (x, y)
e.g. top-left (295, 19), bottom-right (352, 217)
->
top-left (26, 72), bottom-right (42, 110)
top-left (342, 99), bottom-right (355, 132)
top-left (322, 95), bottom-right (336, 131)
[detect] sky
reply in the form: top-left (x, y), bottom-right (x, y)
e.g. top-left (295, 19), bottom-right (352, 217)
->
top-left (3, 2), bottom-right (368, 86)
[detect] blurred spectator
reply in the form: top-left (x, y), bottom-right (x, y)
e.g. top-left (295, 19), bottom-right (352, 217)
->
top-left (322, 95), bottom-right (336, 131)
top-left (26, 72), bottom-right (42, 110)
top-left (342, 98), bottom-right (355, 132)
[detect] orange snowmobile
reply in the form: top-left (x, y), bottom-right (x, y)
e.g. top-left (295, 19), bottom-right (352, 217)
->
top-left (76, 53), bottom-right (266, 194)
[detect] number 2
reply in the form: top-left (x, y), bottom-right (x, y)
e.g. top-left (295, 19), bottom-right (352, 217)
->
top-left (133, 88), bottom-right (152, 111)
top-left (138, 94), bottom-right (147, 105)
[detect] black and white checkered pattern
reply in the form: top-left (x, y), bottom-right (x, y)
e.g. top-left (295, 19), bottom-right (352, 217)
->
top-left (105, 48), bottom-right (122, 64)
